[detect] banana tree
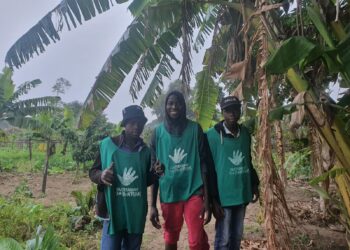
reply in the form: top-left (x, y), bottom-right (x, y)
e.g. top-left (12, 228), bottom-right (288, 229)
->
top-left (0, 67), bottom-right (60, 128)
top-left (5, 0), bottom-right (246, 130)
top-left (265, 2), bottom-right (350, 242)
top-left (8, 0), bottom-right (350, 247)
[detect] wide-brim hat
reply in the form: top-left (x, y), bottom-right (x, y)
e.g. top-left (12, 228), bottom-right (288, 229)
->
top-left (121, 105), bottom-right (147, 126)
top-left (220, 96), bottom-right (241, 110)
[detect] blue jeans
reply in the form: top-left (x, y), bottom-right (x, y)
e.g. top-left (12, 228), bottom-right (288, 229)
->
top-left (214, 204), bottom-right (246, 250)
top-left (101, 221), bottom-right (143, 250)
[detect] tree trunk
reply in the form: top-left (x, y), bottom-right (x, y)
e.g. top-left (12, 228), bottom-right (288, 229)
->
top-left (274, 121), bottom-right (287, 186)
top-left (61, 140), bottom-right (68, 155)
top-left (271, 84), bottom-right (287, 186)
top-left (41, 140), bottom-right (50, 193)
top-left (28, 138), bottom-right (32, 161)
top-left (73, 162), bottom-right (80, 184)
top-left (256, 22), bottom-right (292, 249)
top-left (310, 124), bottom-right (329, 214)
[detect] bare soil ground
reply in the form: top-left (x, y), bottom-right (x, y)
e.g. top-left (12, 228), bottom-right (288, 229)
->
top-left (0, 173), bottom-right (347, 249)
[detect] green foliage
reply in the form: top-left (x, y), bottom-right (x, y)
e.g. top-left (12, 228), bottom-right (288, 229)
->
top-left (285, 149), bottom-right (311, 180)
top-left (0, 145), bottom-right (75, 173)
top-left (72, 114), bottom-right (114, 166)
top-left (14, 181), bottom-right (33, 198)
top-left (193, 67), bottom-right (219, 131)
top-left (0, 67), bottom-right (61, 129)
top-left (0, 187), bottom-right (100, 249)
top-left (71, 186), bottom-right (96, 217)
top-left (265, 37), bottom-right (317, 74)
top-left (309, 167), bottom-right (346, 187)
top-left (0, 238), bottom-right (23, 250)
top-left (268, 103), bottom-right (296, 121)
top-left (26, 225), bottom-right (61, 250)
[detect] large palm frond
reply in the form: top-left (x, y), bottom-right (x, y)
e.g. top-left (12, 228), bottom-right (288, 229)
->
top-left (140, 56), bottom-right (175, 107)
top-left (193, 5), bottom-right (221, 53)
top-left (10, 79), bottom-right (42, 101)
top-left (129, 24), bottom-right (181, 101)
top-left (193, 66), bottom-right (219, 131)
top-left (5, 0), bottom-right (127, 68)
top-left (78, 17), bottom-right (152, 127)
top-left (79, 1), bottom-right (208, 126)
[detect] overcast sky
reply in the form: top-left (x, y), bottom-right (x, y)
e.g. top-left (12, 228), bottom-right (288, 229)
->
top-left (0, 0), bottom-right (154, 123)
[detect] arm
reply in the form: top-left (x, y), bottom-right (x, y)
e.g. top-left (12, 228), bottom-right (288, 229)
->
top-left (149, 129), bottom-right (161, 229)
top-left (197, 125), bottom-right (212, 225)
top-left (89, 153), bottom-right (104, 186)
top-left (203, 132), bottom-right (224, 220)
top-left (247, 133), bottom-right (260, 203)
top-left (146, 148), bottom-right (155, 187)
top-left (89, 151), bottom-right (114, 187)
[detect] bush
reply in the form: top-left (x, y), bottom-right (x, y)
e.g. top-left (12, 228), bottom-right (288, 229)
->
top-left (0, 184), bottom-right (100, 249)
top-left (285, 149), bottom-right (311, 180)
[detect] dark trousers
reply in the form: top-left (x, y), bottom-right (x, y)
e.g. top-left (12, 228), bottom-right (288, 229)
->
top-left (101, 221), bottom-right (143, 250)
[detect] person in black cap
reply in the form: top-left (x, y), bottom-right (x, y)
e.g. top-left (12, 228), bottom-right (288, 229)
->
top-left (89, 105), bottom-right (153, 250)
top-left (206, 96), bottom-right (260, 250)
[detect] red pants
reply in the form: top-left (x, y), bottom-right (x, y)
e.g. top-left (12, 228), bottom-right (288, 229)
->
top-left (160, 195), bottom-right (209, 250)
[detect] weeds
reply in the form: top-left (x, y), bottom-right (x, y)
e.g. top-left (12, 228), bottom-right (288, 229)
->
top-left (0, 182), bottom-right (100, 249)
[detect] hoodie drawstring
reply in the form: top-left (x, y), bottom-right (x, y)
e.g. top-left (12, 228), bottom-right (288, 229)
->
top-left (220, 130), bottom-right (223, 145)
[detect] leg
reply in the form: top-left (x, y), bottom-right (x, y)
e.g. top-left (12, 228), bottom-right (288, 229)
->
top-left (214, 208), bottom-right (232, 250)
top-left (101, 220), bottom-right (122, 250)
top-left (123, 233), bottom-right (143, 250)
top-left (229, 205), bottom-right (246, 250)
top-left (161, 202), bottom-right (185, 249)
top-left (184, 195), bottom-right (209, 250)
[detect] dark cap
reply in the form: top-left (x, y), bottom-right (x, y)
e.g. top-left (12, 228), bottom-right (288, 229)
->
top-left (121, 105), bottom-right (147, 126)
top-left (220, 96), bottom-right (241, 110)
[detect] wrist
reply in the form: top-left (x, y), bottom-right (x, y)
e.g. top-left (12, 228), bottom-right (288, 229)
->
top-left (98, 173), bottom-right (104, 185)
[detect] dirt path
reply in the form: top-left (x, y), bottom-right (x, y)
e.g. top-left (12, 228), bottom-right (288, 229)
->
top-left (0, 173), bottom-right (347, 249)
top-left (0, 172), bottom-right (92, 206)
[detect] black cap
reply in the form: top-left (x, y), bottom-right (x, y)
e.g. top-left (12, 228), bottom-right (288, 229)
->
top-left (220, 96), bottom-right (241, 110)
top-left (121, 105), bottom-right (147, 126)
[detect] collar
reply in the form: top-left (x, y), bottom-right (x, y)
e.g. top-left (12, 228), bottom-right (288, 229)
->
top-left (223, 122), bottom-right (240, 138)
top-left (117, 131), bottom-right (144, 152)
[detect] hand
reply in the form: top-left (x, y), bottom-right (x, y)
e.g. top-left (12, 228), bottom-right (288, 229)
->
top-left (212, 199), bottom-right (225, 220)
top-left (150, 206), bottom-right (161, 229)
top-left (101, 162), bottom-right (114, 186)
top-left (252, 185), bottom-right (259, 203)
top-left (201, 199), bottom-right (212, 225)
top-left (154, 160), bottom-right (165, 177)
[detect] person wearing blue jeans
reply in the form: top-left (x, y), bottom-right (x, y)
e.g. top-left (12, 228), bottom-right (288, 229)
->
top-left (206, 96), bottom-right (260, 250)
top-left (101, 221), bottom-right (143, 250)
top-left (214, 205), bottom-right (246, 250)
top-left (89, 105), bottom-right (154, 250)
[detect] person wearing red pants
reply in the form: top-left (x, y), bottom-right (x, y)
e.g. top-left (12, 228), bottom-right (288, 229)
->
top-left (149, 90), bottom-right (212, 250)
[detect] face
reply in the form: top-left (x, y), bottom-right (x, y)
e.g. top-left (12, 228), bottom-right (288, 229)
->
top-left (222, 105), bottom-right (241, 127)
top-left (124, 119), bottom-right (145, 139)
top-left (166, 95), bottom-right (184, 120)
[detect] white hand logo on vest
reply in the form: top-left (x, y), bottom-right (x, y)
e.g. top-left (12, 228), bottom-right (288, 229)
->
top-left (117, 167), bottom-right (138, 186)
top-left (169, 148), bottom-right (188, 164)
top-left (228, 150), bottom-right (244, 166)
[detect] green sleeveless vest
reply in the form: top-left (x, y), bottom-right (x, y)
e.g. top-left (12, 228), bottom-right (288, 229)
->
top-left (100, 137), bottom-right (150, 234)
top-left (206, 126), bottom-right (253, 206)
top-left (156, 121), bottom-right (203, 203)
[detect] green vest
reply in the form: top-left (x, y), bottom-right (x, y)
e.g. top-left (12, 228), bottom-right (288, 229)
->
top-left (156, 121), bottom-right (203, 203)
top-left (100, 137), bottom-right (150, 234)
top-left (206, 126), bottom-right (252, 206)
